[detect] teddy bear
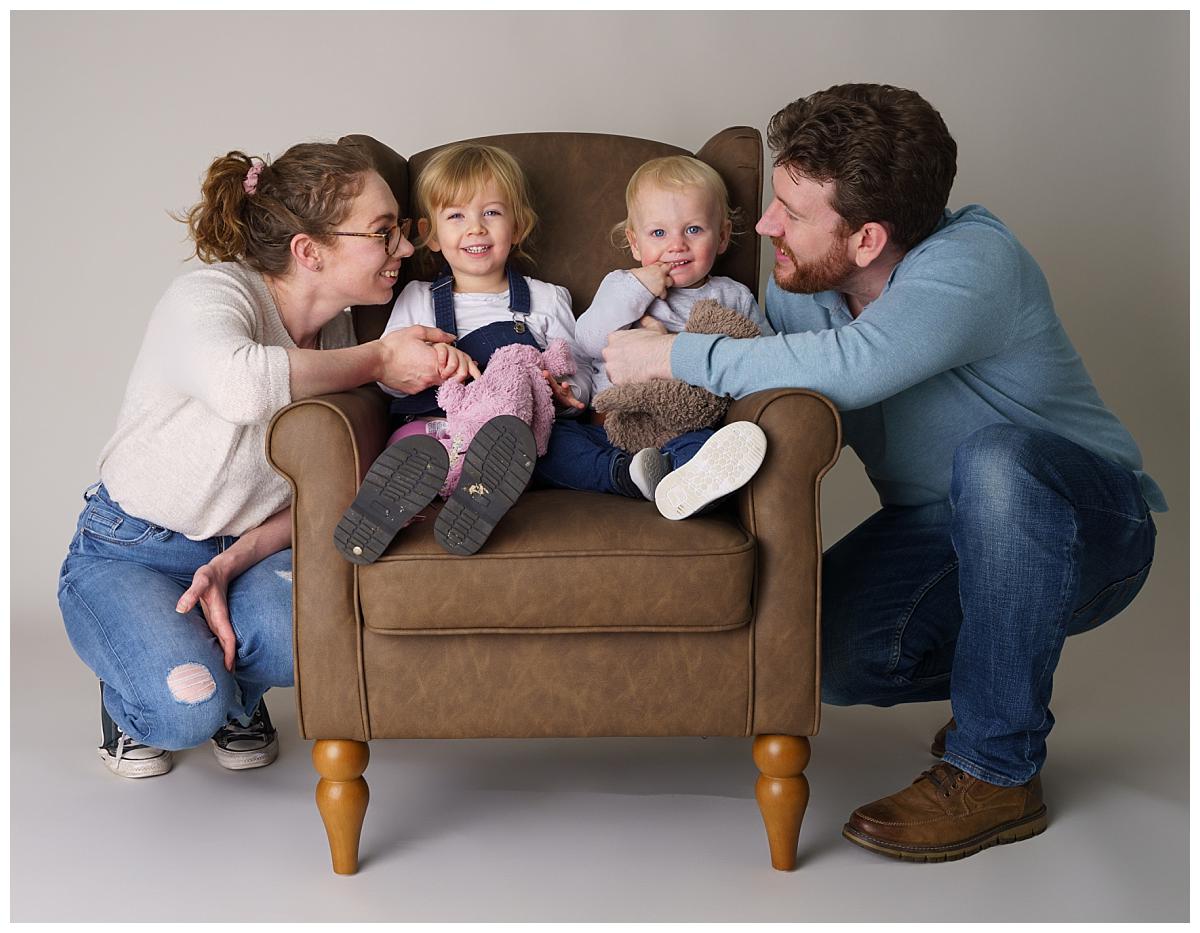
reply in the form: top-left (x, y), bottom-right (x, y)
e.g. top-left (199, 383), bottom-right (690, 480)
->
top-left (591, 299), bottom-right (763, 453)
top-left (435, 338), bottom-right (576, 498)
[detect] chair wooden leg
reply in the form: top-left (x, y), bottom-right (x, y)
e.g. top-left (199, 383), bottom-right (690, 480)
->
top-left (313, 739), bottom-right (370, 875)
top-left (753, 734), bottom-right (811, 871)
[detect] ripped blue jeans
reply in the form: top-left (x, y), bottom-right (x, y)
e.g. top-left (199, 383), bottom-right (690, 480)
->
top-left (57, 484), bottom-right (293, 751)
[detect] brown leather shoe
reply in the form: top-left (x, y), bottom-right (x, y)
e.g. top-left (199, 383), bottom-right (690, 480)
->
top-left (931, 717), bottom-right (956, 758)
top-left (842, 762), bottom-right (1047, 862)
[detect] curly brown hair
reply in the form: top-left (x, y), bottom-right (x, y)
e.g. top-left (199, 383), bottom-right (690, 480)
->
top-left (766, 84), bottom-right (957, 250)
top-left (176, 141), bottom-right (374, 275)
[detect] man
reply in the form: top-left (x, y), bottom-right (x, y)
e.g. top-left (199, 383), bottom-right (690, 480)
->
top-left (603, 84), bottom-right (1164, 861)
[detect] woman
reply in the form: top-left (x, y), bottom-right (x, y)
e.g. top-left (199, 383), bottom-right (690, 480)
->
top-left (57, 141), bottom-right (478, 778)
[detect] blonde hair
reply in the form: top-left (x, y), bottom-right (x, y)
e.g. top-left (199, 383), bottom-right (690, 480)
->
top-left (414, 143), bottom-right (538, 268)
top-left (610, 155), bottom-right (736, 249)
top-left (176, 142), bottom-right (372, 276)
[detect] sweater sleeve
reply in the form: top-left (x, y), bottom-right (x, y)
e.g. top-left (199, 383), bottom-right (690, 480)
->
top-left (156, 272), bottom-right (291, 425)
top-left (671, 228), bottom-right (1021, 409)
top-left (534, 282), bottom-right (594, 408)
top-left (717, 278), bottom-right (773, 337)
top-left (573, 270), bottom-right (656, 361)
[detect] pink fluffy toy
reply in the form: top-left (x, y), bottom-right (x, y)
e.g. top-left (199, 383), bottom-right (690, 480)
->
top-left (435, 339), bottom-right (576, 497)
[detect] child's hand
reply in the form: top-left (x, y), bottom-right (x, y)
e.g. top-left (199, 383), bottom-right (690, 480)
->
top-left (434, 343), bottom-right (480, 383)
top-left (635, 313), bottom-right (669, 334)
top-left (543, 371), bottom-right (585, 411)
top-left (630, 261), bottom-right (673, 300)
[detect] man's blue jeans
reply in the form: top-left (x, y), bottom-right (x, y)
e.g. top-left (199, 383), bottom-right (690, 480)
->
top-left (57, 484), bottom-right (294, 751)
top-left (821, 424), bottom-right (1156, 786)
top-left (534, 421), bottom-right (713, 494)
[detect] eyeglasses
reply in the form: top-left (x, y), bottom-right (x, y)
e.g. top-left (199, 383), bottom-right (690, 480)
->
top-left (328, 218), bottom-right (413, 257)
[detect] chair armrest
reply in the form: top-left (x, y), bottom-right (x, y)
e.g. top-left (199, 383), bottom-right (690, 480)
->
top-left (266, 387), bottom-right (389, 740)
top-left (725, 389), bottom-right (842, 736)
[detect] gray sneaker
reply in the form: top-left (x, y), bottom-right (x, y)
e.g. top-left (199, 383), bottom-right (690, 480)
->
top-left (628, 447), bottom-right (671, 501)
top-left (211, 699), bottom-right (279, 771)
top-left (99, 698), bottom-right (173, 779)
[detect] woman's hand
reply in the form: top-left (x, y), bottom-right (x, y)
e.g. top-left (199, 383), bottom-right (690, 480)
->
top-left (176, 561), bottom-right (237, 672)
top-left (172, 507), bottom-right (292, 673)
top-left (544, 371), bottom-right (586, 411)
top-left (378, 325), bottom-right (478, 393)
top-left (434, 342), bottom-right (480, 384)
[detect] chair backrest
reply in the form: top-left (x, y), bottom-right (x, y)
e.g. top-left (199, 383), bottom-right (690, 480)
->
top-left (341, 129), bottom-right (763, 342)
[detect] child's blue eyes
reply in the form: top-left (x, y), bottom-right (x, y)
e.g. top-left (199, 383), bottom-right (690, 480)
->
top-left (442, 209), bottom-right (503, 220)
top-left (648, 226), bottom-right (705, 237)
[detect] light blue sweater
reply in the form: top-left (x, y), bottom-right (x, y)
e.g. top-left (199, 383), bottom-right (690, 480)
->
top-left (671, 205), bottom-right (1166, 511)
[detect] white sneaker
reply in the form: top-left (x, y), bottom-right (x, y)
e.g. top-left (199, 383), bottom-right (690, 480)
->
top-left (654, 422), bottom-right (767, 520)
top-left (99, 701), bottom-right (173, 779)
top-left (211, 699), bottom-right (279, 771)
top-left (628, 447), bottom-right (670, 501)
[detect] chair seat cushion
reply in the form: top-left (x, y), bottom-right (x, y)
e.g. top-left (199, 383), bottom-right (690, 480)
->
top-left (356, 489), bottom-right (755, 635)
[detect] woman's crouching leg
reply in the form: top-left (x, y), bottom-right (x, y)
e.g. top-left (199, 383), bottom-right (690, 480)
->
top-left (59, 556), bottom-right (238, 750)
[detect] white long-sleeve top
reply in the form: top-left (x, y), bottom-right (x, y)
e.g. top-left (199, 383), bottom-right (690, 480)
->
top-left (98, 262), bottom-right (355, 539)
top-left (574, 270), bottom-right (769, 395)
top-left (379, 277), bottom-right (593, 406)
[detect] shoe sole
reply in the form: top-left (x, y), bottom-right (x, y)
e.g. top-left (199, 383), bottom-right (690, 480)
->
top-left (98, 747), bottom-right (174, 779)
top-left (434, 415), bottom-right (536, 556)
top-left (629, 447), bottom-right (668, 501)
top-left (334, 436), bottom-right (449, 565)
top-left (841, 806), bottom-right (1048, 862)
top-left (212, 735), bottom-right (280, 771)
top-left (654, 422), bottom-right (767, 520)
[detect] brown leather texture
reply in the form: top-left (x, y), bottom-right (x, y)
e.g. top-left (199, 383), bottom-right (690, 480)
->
top-left (265, 129), bottom-right (844, 745)
top-left (726, 390), bottom-right (841, 737)
top-left (359, 490), bottom-right (755, 635)
top-left (360, 627), bottom-right (751, 739)
top-left (267, 388), bottom-right (391, 742)
top-left (844, 763), bottom-right (1046, 856)
top-left (344, 129), bottom-right (762, 340)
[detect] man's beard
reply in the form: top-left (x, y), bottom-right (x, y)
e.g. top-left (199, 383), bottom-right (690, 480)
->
top-left (771, 235), bottom-right (857, 294)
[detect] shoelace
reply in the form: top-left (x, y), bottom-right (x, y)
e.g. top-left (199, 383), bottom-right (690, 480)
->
top-left (112, 732), bottom-right (149, 763)
top-left (216, 711), bottom-right (269, 744)
top-left (922, 763), bottom-right (968, 799)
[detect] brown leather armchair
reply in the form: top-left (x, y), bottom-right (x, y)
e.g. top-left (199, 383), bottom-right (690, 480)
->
top-left (267, 129), bottom-right (841, 874)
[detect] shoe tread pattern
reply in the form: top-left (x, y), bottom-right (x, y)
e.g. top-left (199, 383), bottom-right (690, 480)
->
top-left (334, 436), bottom-right (449, 565)
top-left (435, 416), bottom-right (536, 556)
top-left (655, 422), bottom-right (767, 520)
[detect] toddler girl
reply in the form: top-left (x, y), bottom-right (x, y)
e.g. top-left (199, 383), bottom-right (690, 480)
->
top-left (535, 155), bottom-right (771, 518)
top-left (335, 143), bottom-right (590, 562)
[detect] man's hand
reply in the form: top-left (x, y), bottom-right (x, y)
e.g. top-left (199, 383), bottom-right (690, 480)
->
top-left (630, 262), bottom-right (673, 300)
top-left (176, 561), bottom-right (237, 672)
top-left (378, 325), bottom-right (479, 394)
top-left (602, 329), bottom-right (676, 385)
top-left (635, 313), bottom-right (670, 334)
top-left (543, 371), bottom-right (586, 411)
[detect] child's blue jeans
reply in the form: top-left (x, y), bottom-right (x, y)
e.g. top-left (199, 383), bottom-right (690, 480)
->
top-left (534, 420), bottom-right (713, 494)
top-left (820, 424), bottom-right (1157, 787)
top-left (57, 484), bottom-right (294, 751)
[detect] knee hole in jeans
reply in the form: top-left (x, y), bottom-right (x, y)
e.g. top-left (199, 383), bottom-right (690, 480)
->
top-left (167, 663), bottom-right (216, 704)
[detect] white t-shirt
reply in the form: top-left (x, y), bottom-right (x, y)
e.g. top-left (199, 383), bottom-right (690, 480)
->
top-left (379, 276), bottom-right (593, 405)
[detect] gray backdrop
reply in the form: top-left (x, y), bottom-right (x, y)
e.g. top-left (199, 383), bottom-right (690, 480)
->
top-left (10, 11), bottom-right (1188, 922)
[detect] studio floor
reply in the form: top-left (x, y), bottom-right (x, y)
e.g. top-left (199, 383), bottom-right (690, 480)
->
top-left (10, 594), bottom-right (1188, 923)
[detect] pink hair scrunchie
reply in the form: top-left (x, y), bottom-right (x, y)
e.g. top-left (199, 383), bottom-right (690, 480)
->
top-left (243, 159), bottom-right (265, 196)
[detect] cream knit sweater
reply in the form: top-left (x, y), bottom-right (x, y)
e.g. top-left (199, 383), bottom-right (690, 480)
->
top-left (98, 263), bottom-right (355, 540)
